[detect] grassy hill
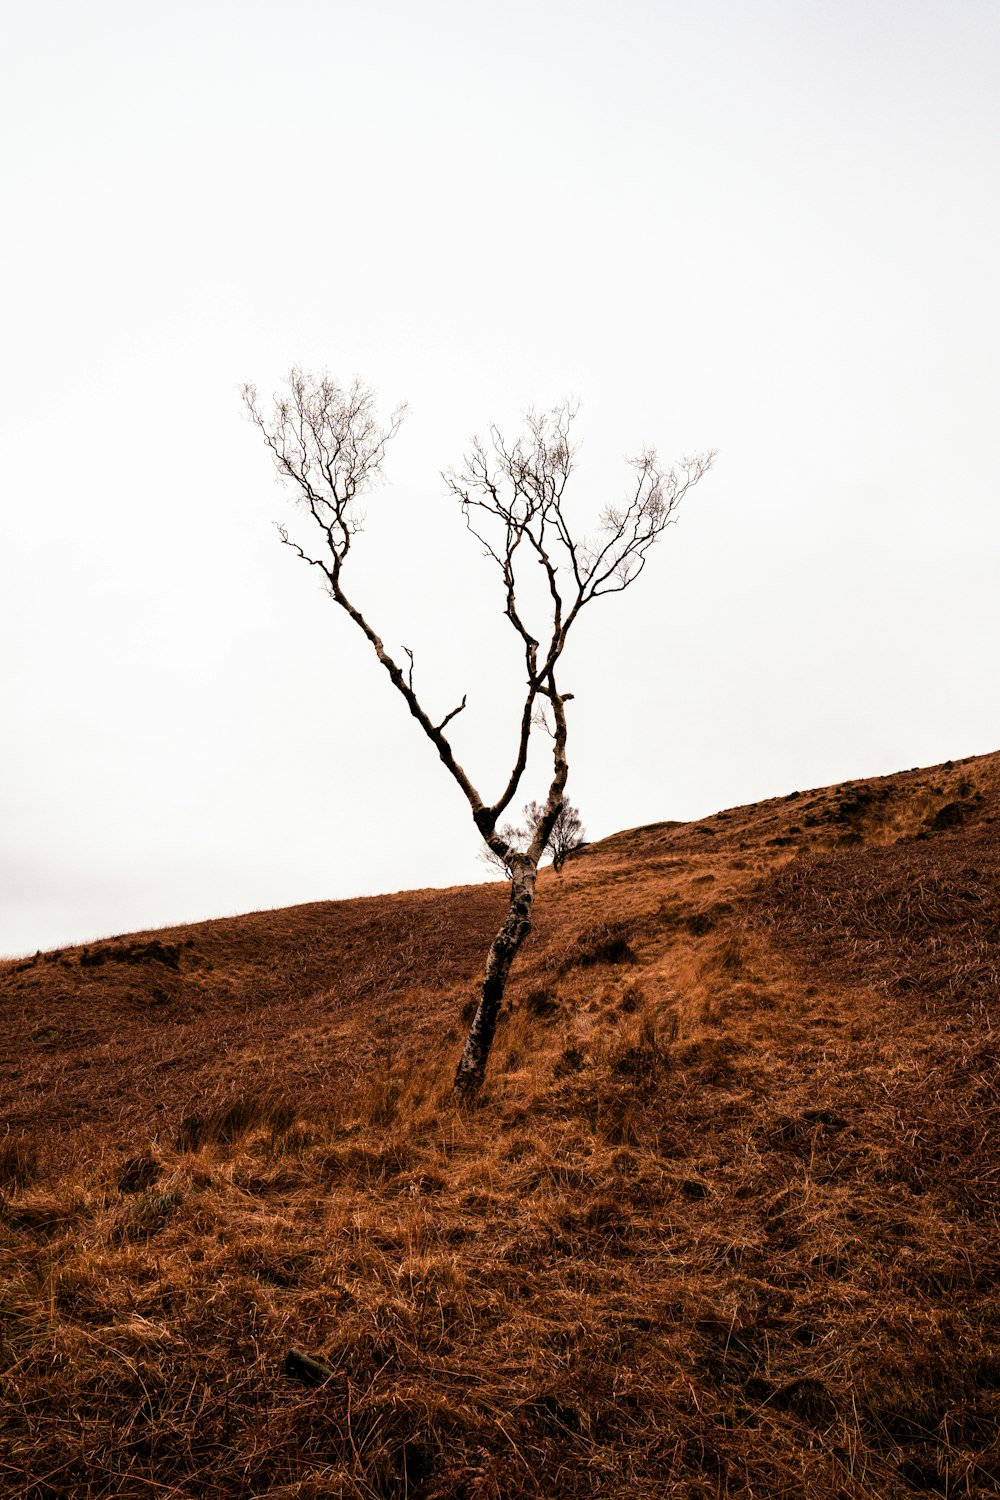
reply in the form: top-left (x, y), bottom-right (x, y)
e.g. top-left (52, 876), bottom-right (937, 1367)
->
top-left (2, 751), bottom-right (998, 1497)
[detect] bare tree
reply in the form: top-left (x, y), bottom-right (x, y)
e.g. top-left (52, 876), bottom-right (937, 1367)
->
top-left (480, 799), bottom-right (585, 878)
top-left (523, 798), bottom-right (585, 872)
top-left (243, 371), bottom-right (713, 1098)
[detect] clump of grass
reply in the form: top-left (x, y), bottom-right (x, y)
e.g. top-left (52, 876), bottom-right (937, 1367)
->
top-left (524, 984), bottom-right (559, 1016)
top-left (110, 1176), bottom-right (187, 1243)
top-left (607, 1011), bottom-right (677, 1081)
top-left (267, 1120), bottom-right (322, 1158)
top-left (717, 935), bottom-right (745, 977)
top-left (686, 909), bottom-right (717, 936)
top-left (0, 1133), bottom-right (38, 1190)
top-left (561, 920), bottom-right (636, 971)
top-left (553, 1042), bottom-right (586, 1076)
top-left (176, 1092), bottom-right (296, 1150)
top-left (116, 1150), bottom-right (161, 1194)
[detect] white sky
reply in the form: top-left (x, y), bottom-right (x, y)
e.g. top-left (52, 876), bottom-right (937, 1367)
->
top-left (2, 0), bottom-right (998, 956)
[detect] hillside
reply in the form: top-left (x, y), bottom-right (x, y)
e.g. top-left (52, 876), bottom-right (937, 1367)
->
top-left (1, 751), bottom-right (999, 1498)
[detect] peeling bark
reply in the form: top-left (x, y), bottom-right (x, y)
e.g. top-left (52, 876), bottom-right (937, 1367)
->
top-left (453, 860), bottom-right (536, 1098)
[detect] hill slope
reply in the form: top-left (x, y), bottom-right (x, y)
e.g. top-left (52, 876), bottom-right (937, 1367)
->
top-left (1, 751), bottom-right (998, 1497)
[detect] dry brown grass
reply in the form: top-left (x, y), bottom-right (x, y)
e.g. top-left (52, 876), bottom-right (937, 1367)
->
top-left (1, 751), bottom-right (999, 1496)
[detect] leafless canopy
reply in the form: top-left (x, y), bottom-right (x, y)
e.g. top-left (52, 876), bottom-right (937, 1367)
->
top-left (243, 370), bottom-right (407, 580)
top-left (443, 403), bottom-right (713, 863)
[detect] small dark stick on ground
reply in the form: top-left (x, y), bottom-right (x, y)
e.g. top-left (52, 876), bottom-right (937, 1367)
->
top-left (283, 1348), bottom-right (336, 1386)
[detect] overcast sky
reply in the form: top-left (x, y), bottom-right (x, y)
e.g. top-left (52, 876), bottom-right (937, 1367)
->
top-left (2, 0), bottom-right (998, 956)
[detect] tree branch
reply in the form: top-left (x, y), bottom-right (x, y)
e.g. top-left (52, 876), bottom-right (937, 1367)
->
top-left (435, 694), bottom-right (467, 733)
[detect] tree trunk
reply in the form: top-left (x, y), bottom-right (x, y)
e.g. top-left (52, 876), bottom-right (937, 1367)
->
top-left (453, 860), bottom-right (537, 1099)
